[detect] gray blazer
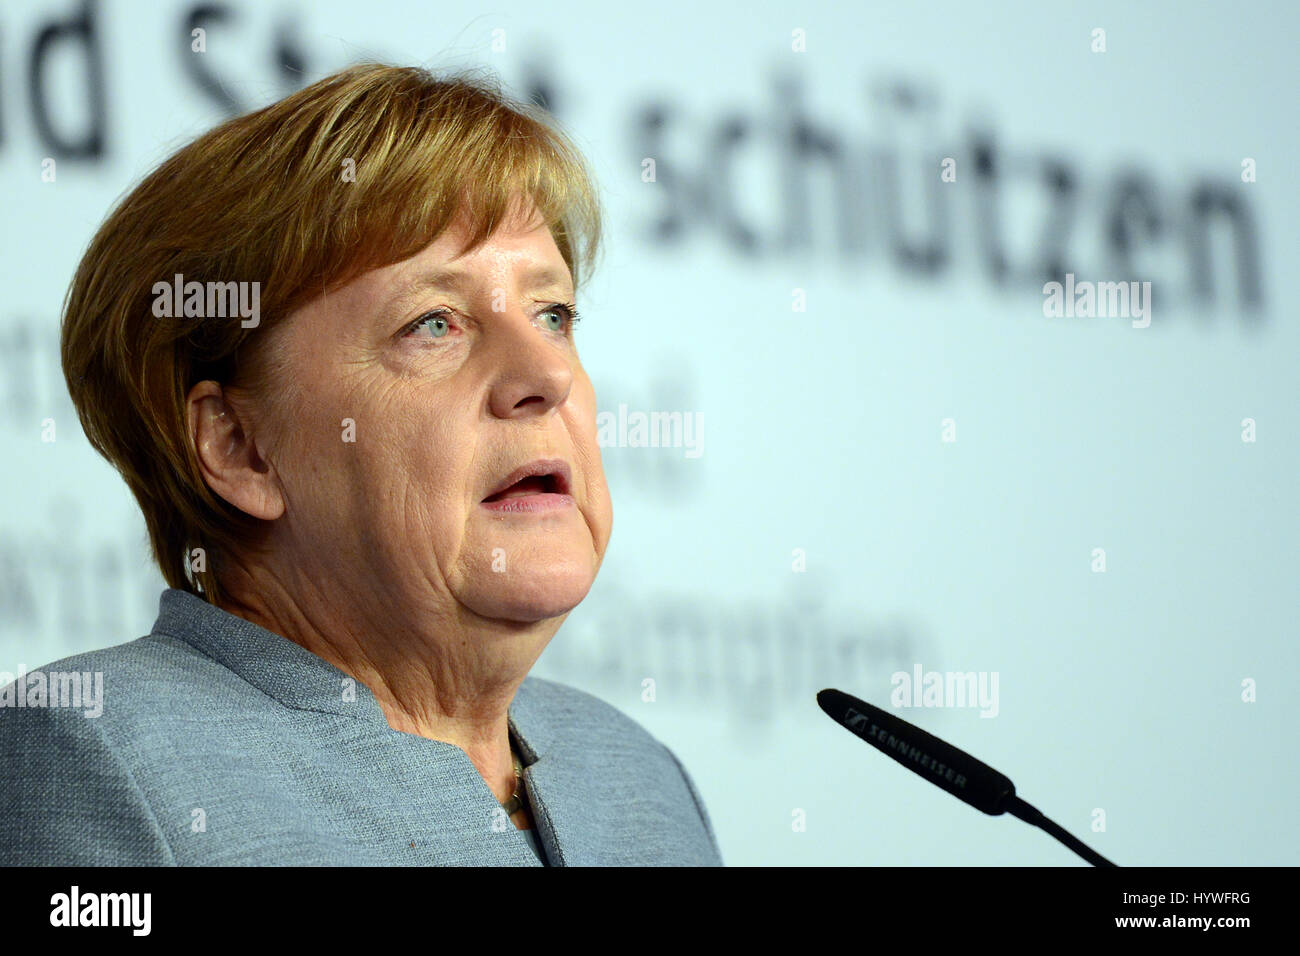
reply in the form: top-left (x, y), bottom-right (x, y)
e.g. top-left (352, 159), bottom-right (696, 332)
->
top-left (0, 589), bottom-right (723, 866)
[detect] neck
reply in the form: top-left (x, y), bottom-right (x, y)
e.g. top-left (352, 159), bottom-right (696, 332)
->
top-left (213, 555), bottom-right (559, 807)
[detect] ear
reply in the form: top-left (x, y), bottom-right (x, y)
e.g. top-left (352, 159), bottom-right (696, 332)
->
top-left (187, 380), bottom-right (285, 521)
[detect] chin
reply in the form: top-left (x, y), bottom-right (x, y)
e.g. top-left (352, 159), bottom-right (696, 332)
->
top-left (462, 561), bottom-right (597, 623)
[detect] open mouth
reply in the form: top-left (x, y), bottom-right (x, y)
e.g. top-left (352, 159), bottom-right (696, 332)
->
top-left (482, 473), bottom-right (561, 502)
top-left (481, 459), bottom-right (573, 504)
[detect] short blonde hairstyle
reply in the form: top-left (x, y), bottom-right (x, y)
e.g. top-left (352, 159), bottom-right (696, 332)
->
top-left (60, 63), bottom-right (603, 606)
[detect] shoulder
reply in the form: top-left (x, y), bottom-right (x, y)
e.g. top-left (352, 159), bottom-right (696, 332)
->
top-left (515, 674), bottom-right (666, 751)
top-left (0, 638), bottom-right (189, 864)
top-left (513, 675), bottom-right (725, 865)
top-left (514, 674), bottom-right (698, 778)
top-left (4, 629), bottom-right (233, 702)
top-left (3, 631), bottom-right (271, 727)
top-left (0, 632), bottom-right (252, 866)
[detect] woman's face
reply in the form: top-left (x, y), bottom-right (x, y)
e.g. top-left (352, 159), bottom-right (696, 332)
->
top-left (251, 204), bottom-right (612, 625)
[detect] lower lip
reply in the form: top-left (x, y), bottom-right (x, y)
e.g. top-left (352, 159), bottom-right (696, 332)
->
top-left (479, 493), bottom-right (576, 515)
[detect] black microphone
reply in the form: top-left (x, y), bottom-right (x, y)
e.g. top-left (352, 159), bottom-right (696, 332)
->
top-left (817, 687), bottom-right (1118, 867)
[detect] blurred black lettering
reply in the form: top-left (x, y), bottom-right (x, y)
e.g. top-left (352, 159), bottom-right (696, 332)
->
top-left (1188, 183), bottom-right (1263, 312)
top-left (183, 3), bottom-right (242, 116)
top-left (28, 0), bottom-right (106, 159)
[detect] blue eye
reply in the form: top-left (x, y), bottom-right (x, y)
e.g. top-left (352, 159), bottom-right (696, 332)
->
top-left (541, 303), bottom-right (581, 333)
top-left (408, 311), bottom-right (452, 339)
top-left (404, 303), bottom-right (581, 342)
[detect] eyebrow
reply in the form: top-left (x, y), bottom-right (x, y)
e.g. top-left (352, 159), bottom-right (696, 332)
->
top-left (385, 262), bottom-right (575, 312)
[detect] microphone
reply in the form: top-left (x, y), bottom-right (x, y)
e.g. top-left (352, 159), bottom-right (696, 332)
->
top-left (817, 687), bottom-right (1117, 867)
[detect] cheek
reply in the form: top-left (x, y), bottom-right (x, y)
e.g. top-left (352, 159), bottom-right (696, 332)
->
top-left (258, 372), bottom-right (360, 521)
top-left (567, 379), bottom-right (612, 537)
top-left (280, 374), bottom-right (475, 547)
top-left (358, 386), bottom-right (476, 516)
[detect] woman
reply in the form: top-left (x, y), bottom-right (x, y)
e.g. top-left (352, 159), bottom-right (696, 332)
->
top-left (0, 63), bottom-right (722, 866)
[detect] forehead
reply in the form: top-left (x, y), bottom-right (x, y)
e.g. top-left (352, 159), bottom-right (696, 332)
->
top-left (377, 218), bottom-right (573, 307)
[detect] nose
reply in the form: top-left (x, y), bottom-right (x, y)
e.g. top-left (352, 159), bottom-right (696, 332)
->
top-left (484, 308), bottom-right (574, 420)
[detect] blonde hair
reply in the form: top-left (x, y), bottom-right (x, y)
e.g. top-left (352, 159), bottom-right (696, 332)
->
top-left (60, 63), bottom-right (603, 606)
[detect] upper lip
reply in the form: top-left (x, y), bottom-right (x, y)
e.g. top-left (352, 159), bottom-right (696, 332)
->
top-left (482, 458), bottom-right (572, 502)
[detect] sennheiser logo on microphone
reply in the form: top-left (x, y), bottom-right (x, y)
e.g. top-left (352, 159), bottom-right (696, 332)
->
top-left (842, 708), bottom-right (969, 789)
